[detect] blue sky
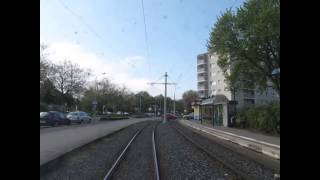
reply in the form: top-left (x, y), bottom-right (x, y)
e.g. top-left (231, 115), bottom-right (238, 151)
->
top-left (40, 0), bottom-right (244, 99)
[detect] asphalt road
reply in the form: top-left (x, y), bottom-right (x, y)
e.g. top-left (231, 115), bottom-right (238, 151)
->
top-left (40, 117), bottom-right (152, 134)
top-left (40, 117), bottom-right (153, 166)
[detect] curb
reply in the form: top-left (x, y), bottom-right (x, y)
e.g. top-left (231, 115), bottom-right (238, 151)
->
top-left (179, 120), bottom-right (280, 160)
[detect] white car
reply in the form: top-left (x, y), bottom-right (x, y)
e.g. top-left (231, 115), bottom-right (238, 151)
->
top-left (67, 111), bottom-right (92, 124)
top-left (123, 112), bottom-right (129, 116)
top-left (116, 111), bottom-right (122, 115)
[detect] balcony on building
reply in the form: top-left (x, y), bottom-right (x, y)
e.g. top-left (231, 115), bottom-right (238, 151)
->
top-left (197, 58), bottom-right (207, 66)
top-left (198, 84), bottom-right (208, 91)
top-left (197, 67), bottom-right (207, 74)
top-left (197, 76), bottom-right (207, 82)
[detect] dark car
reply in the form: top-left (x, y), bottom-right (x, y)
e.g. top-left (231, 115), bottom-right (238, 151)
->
top-left (161, 113), bottom-right (178, 120)
top-left (40, 111), bottom-right (71, 127)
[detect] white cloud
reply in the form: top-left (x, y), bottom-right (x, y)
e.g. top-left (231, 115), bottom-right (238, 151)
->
top-left (45, 41), bottom-right (165, 96)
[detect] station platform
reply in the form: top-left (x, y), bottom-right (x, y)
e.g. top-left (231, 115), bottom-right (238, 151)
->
top-left (178, 119), bottom-right (280, 160)
top-left (40, 118), bottom-right (151, 166)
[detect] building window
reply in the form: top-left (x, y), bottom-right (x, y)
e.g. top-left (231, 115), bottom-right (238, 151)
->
top-left (212, 81), bottom-right (216, 86)
top-left (218, 89), bottom-right (221, 92)
top-left (218, 80), bottom-right (221, 84)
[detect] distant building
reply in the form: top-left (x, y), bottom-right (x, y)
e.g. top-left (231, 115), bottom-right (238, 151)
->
top-left (195, 52), bottom-right (279, 127)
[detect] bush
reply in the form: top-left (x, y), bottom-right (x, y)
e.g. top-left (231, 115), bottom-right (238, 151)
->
top-left (236, 102), bottom-right (280, 135)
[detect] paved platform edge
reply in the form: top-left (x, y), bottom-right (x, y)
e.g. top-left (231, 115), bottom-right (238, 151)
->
top-left (40, 119), bottom-right (149, 166)
top-left (178, 120), bottom-right (280, 160)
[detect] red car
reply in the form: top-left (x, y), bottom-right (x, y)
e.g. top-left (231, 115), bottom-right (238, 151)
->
top-left (161, 113), bottom-right (178, 120)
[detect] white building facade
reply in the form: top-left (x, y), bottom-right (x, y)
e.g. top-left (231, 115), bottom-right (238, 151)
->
top-left (196, 52), bottom-right (279, 127)
top-left (197, 52), bottom-right (279, 109)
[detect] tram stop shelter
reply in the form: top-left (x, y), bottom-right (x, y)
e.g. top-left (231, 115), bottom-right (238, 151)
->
top-left (192, 95), bottom-right (237, 127)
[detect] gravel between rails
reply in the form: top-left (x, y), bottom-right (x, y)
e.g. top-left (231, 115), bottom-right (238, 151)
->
top-left (173, 121), bottom-right (279, 180)
top-left (156, 122), bottom-right (241, 180)
top-left (40, 120), bottom-right (152, 180)
top-left (110, 121), bottom-right (158, 180)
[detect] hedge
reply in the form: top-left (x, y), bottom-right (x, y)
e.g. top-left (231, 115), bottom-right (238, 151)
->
top-left (96, 114), bottom-right (129, 121)
top-left (236, 101), bottom-right (280, 135)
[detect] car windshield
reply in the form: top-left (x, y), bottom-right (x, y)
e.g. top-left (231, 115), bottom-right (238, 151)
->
top-left (40, 112), bottom-right (49, 118)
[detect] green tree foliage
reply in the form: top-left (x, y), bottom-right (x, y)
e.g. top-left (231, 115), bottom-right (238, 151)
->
top-left (174, 99), bottom-right (184, 114)
top-left (40, 44), bottom-right (91, 111)
top-left (207, 0), bottom-right (280, 94)
top-left (236, 101), bottom-right (280, 135)
top-left (135, 91), bottom-right (154, 113)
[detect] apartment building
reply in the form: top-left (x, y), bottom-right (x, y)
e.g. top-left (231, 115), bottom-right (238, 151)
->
top-left (195, 52), bottom-right (279, 127)
top-left (197, 52), bottom-right (279, 109)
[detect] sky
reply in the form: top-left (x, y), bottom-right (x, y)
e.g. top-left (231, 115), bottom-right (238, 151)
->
top-left (40, 0), bottom-right (244, 99)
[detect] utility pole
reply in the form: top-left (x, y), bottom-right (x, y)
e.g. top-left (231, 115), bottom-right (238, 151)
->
top-left (148, 72), bottom-right (176, 124)
top-left (173, 84), bottom-right (176, 115)
top-left (139, 95), bottom-right (142, 114)
top-left (154, 98), bottom-right (157, 118)
top-left (164, 72), bottom-right (167, 123)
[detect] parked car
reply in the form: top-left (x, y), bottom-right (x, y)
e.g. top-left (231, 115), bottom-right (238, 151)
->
top-left (123, 112), bottom-right (130, 116)
top-left (183, 113), bottom-right (194, 120)
top-left (40, 111), bottom-right (70, 126)
top-left (103, 111), bottom-right (112, 115)
top-left (66, 111), bottom-right (92, 124)
top-left (161, 113), bottom-right (177, 120)
top-left (116, 111), bottom-right (122, 115)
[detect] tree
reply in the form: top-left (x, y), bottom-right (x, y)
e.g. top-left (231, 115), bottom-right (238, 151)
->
top-left (49, 60), bottom-right (91, 98)
top-left (154, 94), bottom-right (164, 113)
top-left (79, 78), bottom-right (115, 113)
top-left (175, 99), bottom-right (184, 114)
top-left (135, 91), bottom-right (153, 113)
top-left (40, 44), bottom-right (64, 108)
top-left (40, 44), bottom-right (50, 87)
top-left (182, 90), bottom-right (199, 112)
top-left (207, 0), bottom-right (280, 94)
top-left (79, 78), bottom-right (139, 114)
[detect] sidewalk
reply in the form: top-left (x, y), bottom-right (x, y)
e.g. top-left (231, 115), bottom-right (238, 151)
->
top-left (179, 119), bottom-right (280, 159)
top-left (40, 118), bottom-right (151, 166)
